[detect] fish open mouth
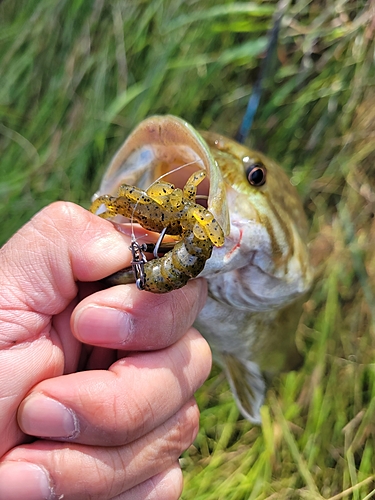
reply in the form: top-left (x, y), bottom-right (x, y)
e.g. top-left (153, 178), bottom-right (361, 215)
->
top-left (92, 115), bottom-right (230, 236)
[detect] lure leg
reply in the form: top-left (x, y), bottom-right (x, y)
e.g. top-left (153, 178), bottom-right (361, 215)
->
top-left (183, 170), bottom-right (206, 200)
top-left (90, 195), bottom-right (124, 219)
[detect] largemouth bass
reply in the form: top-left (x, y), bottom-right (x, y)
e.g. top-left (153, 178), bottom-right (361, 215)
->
top-left (91, 115), bottom-right (313, 423)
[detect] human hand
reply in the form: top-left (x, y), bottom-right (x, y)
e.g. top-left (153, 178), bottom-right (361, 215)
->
top-left (0, 202), bottom-right (211, 500)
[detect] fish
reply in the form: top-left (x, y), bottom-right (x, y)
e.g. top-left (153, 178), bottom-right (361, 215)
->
top-left (91, 115), bottom-right (313, 423)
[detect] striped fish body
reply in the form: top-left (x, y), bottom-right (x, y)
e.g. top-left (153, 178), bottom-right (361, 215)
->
top-left (196, 132), bottom-right (312, 422)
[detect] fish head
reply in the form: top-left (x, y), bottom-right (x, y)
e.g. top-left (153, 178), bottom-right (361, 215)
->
top-left (199, 131), bottom-right (313, 311)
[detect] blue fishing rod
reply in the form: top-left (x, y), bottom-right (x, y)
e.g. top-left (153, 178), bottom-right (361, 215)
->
top-left (235, 0), bottom-right (288, 144)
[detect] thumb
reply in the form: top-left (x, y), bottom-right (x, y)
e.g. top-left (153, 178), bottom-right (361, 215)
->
top-left (1, 201), bottom-right (131, 345)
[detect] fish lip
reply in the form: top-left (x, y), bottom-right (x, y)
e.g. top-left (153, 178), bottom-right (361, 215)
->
top-left (200, 219), bottom-right (267, 277)
top-left (223, 225), bottom-right (243, 262)
top-left (210, 216), bottom-right (275, 272)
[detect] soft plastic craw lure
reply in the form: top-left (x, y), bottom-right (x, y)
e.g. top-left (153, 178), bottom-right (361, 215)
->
top-left (90, 168), bottom-right (224, 293)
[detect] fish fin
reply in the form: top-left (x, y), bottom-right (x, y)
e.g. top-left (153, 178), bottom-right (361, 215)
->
top-left (222, 352), bottom-right (266, 424)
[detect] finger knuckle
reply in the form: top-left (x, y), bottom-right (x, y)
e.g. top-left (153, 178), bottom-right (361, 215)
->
top-left (151, 466), bottom-right (183, 500)
top-left (164, 401), bottom-right (200, 458)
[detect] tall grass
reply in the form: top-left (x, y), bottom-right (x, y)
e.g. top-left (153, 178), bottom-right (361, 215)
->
top-left (1, 0), bottom-right (375, 497)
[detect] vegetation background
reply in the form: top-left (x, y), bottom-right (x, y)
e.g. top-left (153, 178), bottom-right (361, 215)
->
top-left (1, 0), bottom-right (375, 498)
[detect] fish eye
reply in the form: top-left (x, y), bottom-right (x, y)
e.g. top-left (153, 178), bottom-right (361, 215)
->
top-left (246, 163), bottom-right (267, 187)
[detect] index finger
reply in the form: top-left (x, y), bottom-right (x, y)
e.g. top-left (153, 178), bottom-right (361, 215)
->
top-left (71, 278), bottom-right (208, 350)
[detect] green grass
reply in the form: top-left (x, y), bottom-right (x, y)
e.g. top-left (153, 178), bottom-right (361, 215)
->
top-left (1, 0), bottom-right (375, 497)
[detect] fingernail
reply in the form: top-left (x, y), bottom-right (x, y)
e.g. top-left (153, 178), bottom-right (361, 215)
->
top-left (19, 394), bottom-right (79, 439)
top-left (74, 305), bottom-right (132, 344)
top-left (0, 462), bottom-right (53, 500)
